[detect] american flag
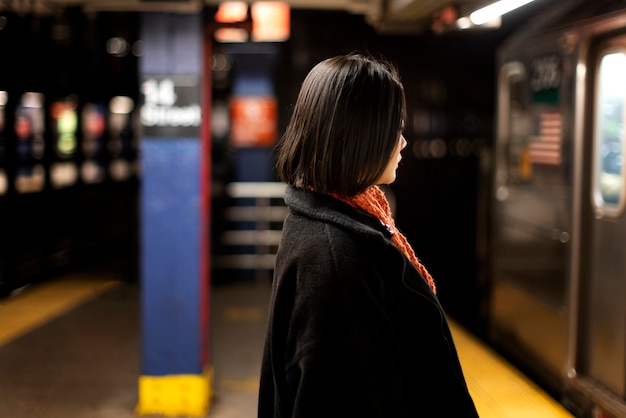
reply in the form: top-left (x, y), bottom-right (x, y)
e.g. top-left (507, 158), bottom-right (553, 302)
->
top-left (529, 111), bottom-right (562, 165)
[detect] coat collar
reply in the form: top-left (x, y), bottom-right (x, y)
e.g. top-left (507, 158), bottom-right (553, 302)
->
top-left (284, 186), bottom-right (439, 300)
top-left (284, 186), bottom-right (394, 240)
top-left (285, 186), bottom-right (441, 300)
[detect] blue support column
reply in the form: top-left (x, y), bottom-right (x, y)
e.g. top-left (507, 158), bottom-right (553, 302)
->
top-left (136, 12), bottom-right (212, 416)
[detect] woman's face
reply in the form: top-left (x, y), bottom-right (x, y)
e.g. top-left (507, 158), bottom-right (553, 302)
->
top-left (376, 133), bottom-right (407, 185)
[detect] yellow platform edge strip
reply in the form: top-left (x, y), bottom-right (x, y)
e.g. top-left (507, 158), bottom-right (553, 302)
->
top-left (449, 319), bottom-right (574, 418)
top-left (136, 366), bottom-right (214, 417)
top-left (0, 278), bottom-right (120, 347)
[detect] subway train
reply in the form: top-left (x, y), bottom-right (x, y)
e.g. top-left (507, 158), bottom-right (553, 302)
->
top-left (485, 0), bottom-right (626, 416)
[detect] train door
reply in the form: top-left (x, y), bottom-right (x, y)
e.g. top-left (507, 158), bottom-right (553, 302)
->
top-left (491, 52), bottom-right (572, 388)
top-left (577, 35), bottom-right (626, 413)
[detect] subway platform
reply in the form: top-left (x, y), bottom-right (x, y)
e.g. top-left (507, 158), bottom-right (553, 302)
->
top-left (0, 264), bottom-right (575, 417)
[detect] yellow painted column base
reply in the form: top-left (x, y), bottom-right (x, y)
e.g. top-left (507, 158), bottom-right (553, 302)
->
top-left (136, 366), bottom-right (214, 416)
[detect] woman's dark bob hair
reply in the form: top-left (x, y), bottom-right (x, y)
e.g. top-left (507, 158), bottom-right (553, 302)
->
top-left (275, 53), bottom-right (406, 197)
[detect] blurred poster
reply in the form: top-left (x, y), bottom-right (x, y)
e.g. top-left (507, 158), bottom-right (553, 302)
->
top-left (229, 96), bottom-right (277, 147)
top-left (15, 92), bottom-right (45, 194)
top-left (81, 102), bottom-right (107, 184)
top-left (50, 96), bottom-right (79, 189)
top-left (108, 96), bottom-right (136, 181)
top-left (0, 91), bottom-right (6, 195)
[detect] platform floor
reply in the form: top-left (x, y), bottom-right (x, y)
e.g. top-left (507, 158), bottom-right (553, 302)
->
top-left (0, 266), bottom-right (575, 417)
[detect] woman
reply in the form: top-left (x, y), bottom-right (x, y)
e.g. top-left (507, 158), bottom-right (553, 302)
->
top-left (258, 53), bottom-right (478, 417)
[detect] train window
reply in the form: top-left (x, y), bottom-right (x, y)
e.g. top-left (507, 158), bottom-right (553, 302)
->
top-left (496, 62), bottom-right (531, 189)
top-left (593, 50), bottom-right (626, 216)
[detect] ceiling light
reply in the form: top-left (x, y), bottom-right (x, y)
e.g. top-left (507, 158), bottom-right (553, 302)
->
top-left (470, 0), bottom-right (535, 25)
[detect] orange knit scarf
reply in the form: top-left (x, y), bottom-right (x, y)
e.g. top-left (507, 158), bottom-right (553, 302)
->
top-left (336, 185), bottom-right (437, 294)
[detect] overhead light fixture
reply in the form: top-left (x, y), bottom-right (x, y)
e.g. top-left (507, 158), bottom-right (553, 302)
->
top-left (214, 2), bottom-right (250, 43)
top-left (251, 2), bottom-right (290, 42)
top-left (456, 16), bottom-right (472, 30)
top-left (215, 1), bottom-right (248, 23)
top-left (469, 0), bottom-right (536, 25)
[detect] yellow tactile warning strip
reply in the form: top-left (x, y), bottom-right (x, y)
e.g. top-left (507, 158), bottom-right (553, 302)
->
top-left (449, 319), bottom-right (574, 418)
top-left (0, 276), bottom-right (119, 347)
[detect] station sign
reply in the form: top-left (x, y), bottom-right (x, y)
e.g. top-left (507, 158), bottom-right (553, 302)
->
top-left (140, 75), bottom-right (202, 138)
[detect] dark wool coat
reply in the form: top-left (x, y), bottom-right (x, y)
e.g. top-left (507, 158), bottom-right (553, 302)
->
top-left (258, 186), bottom-right (479, 418)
